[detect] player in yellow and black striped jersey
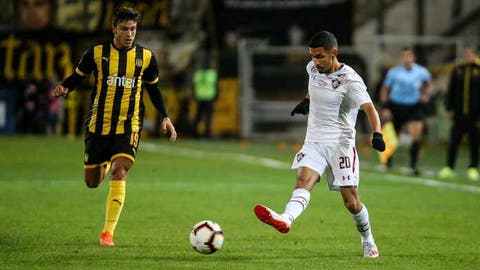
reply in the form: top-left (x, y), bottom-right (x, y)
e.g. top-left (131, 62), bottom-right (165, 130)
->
top-left (51, 6), bottom-right (177, 247)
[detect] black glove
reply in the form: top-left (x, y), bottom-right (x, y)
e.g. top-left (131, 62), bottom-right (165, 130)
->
top-left (290, 98), bottom-right (310, 116)
top-left (371, 132), bottom-right (386, 152)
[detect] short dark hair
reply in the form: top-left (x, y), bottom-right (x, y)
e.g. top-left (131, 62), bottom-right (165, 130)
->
top-left (308, 31), bottom-right (337, 50)
top-left (112, 7), bottom-right (141, 26)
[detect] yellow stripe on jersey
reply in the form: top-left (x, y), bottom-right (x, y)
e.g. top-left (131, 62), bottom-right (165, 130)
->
top-left (115, 48), bottom-right (137, 134)
top-left (130, 49), bottom-right (152, 132)
top-left (88, 45), bottom-right (105, 133)
top-left (102, 46), bottom-right (119, 135)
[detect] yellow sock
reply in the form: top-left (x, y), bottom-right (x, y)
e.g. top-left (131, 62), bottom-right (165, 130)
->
top-left (102, 180), bottom-right (126, 236)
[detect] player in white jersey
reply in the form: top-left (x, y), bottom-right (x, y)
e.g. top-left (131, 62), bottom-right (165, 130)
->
top-left (254, 31), bottom-right (386, 258)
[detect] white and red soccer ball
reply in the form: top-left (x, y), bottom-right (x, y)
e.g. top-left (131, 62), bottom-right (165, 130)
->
top-left (189, 220), bottom-right (224, 254)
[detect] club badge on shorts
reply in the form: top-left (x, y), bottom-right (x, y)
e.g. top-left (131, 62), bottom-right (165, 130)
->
top-left (296, 152), bottom-right (305, 162)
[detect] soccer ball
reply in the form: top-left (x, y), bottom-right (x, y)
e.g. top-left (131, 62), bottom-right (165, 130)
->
top-left (189, 220), bottom-right (224, 254)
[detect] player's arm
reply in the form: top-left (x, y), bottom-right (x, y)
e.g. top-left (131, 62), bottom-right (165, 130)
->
top-left (51, 47), bottom-right (94, 97)
top-left (145, 82), bottom-right (177, 141)
top-left (290, 93), bottom-right (310, 116)
top-left (144, 53), bottom-right (177, 141)
top-left (361, 102), bottom-right (385, 152)
top-left (51, 72), bottom-right (84, 97)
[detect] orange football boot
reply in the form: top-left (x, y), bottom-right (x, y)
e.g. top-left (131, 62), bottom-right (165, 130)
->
top-left (254, 204), bottom-right (291, 233)
top-left (100, 232), bottom-right (115, 246)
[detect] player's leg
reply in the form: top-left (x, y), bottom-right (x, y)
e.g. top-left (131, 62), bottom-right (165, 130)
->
top-left (439, 121), bottom-right (463, 179)
top-left (254, 143), bottom-right (323, 233)
top-left (407, 119), bottom-right (423, 175)
top-left (282, 166), bottom-right (318, 222)
top-left (100, 133), bottom-right (138, 246)
top-left (192, 101), bottom-right (203, 137)
top-left (204, 101), bottom-right (214, 138)
top-left (100, 156), bottom-right (133, 246)
top-left (84, 162), bottom-right (111, 188)
top-left (254, 166), bottom-right (318, 232)
top-left (340, 186), bottom-right (378, 258)
top-left (84, 132), bottom-right (111, 188)
top-left (467, 121), bottom-right (479, 181)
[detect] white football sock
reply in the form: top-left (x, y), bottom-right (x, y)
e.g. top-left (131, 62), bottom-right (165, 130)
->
top-left (282, 188), bottom-right (311, 225)
top-left (352, 204), bottom-right (374, 244)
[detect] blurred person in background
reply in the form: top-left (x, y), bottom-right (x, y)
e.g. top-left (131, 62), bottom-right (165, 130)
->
top-left (47, 80), bottom-right (61, 135)
top-left (192, 54), bottom-right (218, 139)
top-left (17, 0), bottom-right (54, 30)
top-left (254, 31), bottom-right (385, 258)
top-left (51, 7), bottom-right (177, 247)
top-left (380, 48), bottom-right (432, 176)
top-left (438, 47), bottom-right (480, 181)
top-left (19, 83), bottom-right (41, 133)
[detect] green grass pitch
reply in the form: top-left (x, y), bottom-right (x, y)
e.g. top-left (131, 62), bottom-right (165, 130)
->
top-left (0, 136), bottom-right (479, 269)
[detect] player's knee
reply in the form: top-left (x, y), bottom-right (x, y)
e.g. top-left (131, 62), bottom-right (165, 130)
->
top-left (85, 178), bottom-right (100, 188)
top-left (84, 167), bottom-right (104, 188)
top-left (344, 199), bottom-right (362, 214)
top-left (111, 165), bottom-right (129, 179)
top-left (295, 174), bottom-right (317, 189)
top-left (110, 159), bottom-right (132, 180)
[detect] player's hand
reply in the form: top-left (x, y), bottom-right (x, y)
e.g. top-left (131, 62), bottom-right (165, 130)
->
top-left (51, 85), bottom-right (69, 97)
top-left (290, 98), bottom-right (310, 116)
top-left (371, 132), bottom-right (386, 152)
top-left (162, 117), bottom-right (177, 142)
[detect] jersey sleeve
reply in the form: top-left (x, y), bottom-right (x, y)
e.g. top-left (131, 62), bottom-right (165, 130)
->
top-left (349, 80), bottom-right (372, 107)
top-left (75, 47), bottom-right (95, 76)
top-left (143, 53), bottom-right (159, 84)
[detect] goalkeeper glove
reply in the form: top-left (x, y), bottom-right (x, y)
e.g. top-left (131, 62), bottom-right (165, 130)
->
top-left (371, 132), bottom-right (386, 152)
top-left (290, 98), bottom-right (310, 116)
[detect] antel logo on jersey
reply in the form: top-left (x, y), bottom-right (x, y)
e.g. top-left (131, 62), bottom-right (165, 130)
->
top-left (106, 75), bottom-right (136, 88)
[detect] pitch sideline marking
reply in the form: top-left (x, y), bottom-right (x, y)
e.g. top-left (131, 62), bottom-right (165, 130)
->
top-left (142, 143), bottom-right (480, 194)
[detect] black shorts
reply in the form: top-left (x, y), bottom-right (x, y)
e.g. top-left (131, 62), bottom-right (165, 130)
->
top-left (84, 132), bottom-right (140, 167)
top-left (387, 103), bottom-right (424, 132)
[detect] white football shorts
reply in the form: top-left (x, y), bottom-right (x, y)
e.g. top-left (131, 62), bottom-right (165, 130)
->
top-left (291, 142), bottom-right (360, 191)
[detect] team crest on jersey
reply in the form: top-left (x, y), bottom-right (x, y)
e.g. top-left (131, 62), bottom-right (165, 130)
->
top-left (296, 152), bottom-right (305, 162)
top-left (135, 58), bottom-right (143, 67)
top-left (331, 78), bottom-right (342, 89)
top-left (84, 153), bottom-right (89, 163)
